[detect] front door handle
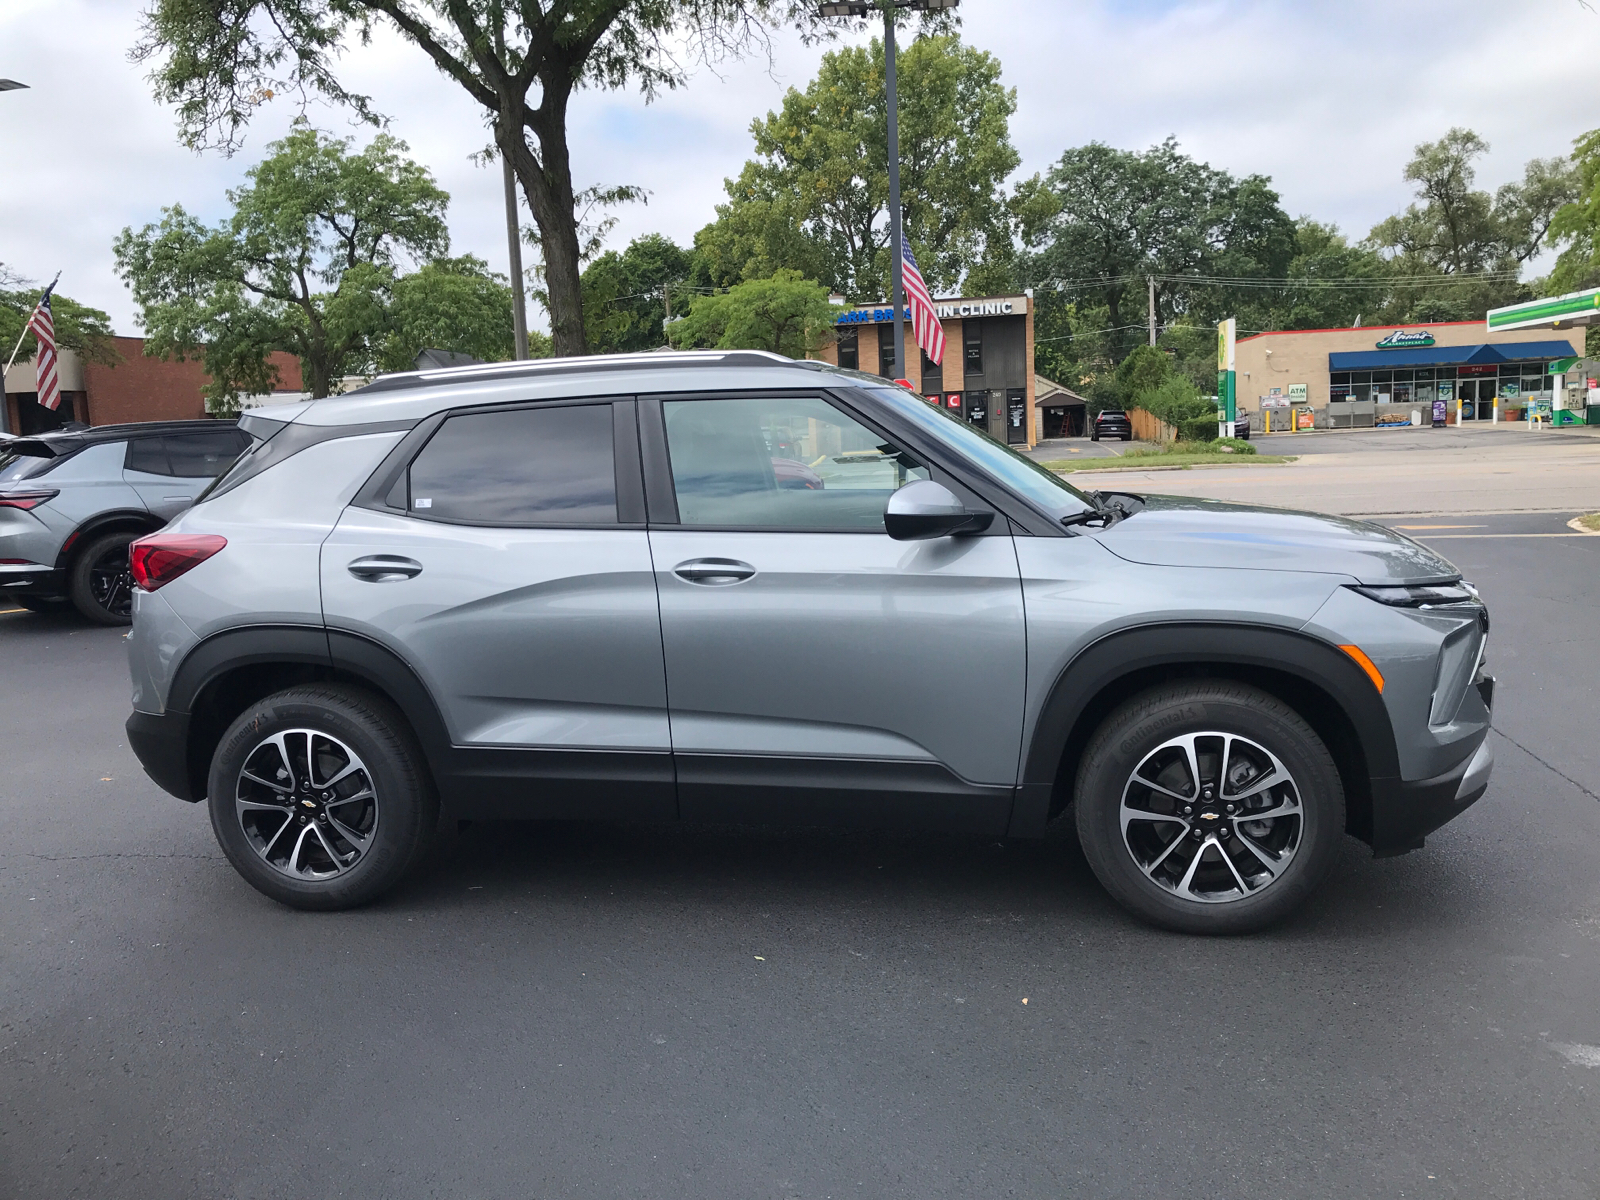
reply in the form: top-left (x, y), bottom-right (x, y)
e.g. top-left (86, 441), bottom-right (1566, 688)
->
top-left (348, 555), bottom-right (423, 582)
top-left (673, 558), bottom-right (756, 585)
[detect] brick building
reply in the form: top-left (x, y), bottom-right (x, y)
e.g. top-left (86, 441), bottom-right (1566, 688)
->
top-left (3, 337), bottom-right (304, 434)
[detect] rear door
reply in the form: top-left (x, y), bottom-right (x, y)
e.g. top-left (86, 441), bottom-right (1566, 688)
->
top-left (124, 429), bottom-right (249, 520)
top-left (319, 398), bottom-right (673, 820)
top-left (643, 391), bottom-right (1027, 833)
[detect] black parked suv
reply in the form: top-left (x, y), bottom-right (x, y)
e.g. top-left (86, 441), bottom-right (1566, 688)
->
top-left (1091, 409), bottom-right (1133, 441)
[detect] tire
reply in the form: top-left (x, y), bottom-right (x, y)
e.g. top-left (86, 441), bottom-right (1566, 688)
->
top-left (68, 530), bottom-right (137, 625)
top-left (1091, 430), bottom-right (1099, 442)
top-left (1073, 681), bottom-right (1345, 935)
top-left (207, 684), bottom-right (439, 911)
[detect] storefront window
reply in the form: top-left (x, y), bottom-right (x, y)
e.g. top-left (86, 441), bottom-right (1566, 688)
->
top-left (1352, 372), bottom-right (1372, 384)
top-left (1414, 368), bottom-right (1435, 382)
top-left (878, 324), bottom-right (897, 377)
top-left (1330, 372), bottom-right (1351, 387)
top-left (836, 331), bottom-right (859, 371)
top-left (964, 323), bottom-right (983, 375)
top-left (1393, 382), bottom-right (1412, 405)
top-left (1373, 370), bottom-right (1393, 384)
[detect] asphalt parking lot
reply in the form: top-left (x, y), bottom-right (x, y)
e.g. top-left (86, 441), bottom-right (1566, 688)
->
top-left (4, 483), bottom-right (1600, 1197)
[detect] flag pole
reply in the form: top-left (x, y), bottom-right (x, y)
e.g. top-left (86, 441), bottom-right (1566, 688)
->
top-left (3, 272), bottom-right (61, 435)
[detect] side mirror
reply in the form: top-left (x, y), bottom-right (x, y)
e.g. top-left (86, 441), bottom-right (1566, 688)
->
top-left (884, 479), bottom-right (993, 541)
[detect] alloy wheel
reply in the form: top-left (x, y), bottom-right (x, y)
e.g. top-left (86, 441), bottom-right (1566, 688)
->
top-left (235, 729), bottom-right (379, 880)
top-left (89, 544), bottom-right (133, 618)
top-left (1119, 731), bottom-right (1303, 904)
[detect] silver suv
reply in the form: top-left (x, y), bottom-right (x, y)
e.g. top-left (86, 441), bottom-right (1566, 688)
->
top-left (0, 421), bottom-right (251, 623)
top-left (124, 352), bottom-right (1493, 933)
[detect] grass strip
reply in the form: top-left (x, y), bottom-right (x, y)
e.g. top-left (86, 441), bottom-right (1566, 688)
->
top-left (1041, 452), bottom-right (1296, 472)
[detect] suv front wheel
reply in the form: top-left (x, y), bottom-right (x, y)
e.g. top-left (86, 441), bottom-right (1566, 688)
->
top-left (208, 685), bottom-right (438, 910)
top-left (1074, 682), bottom-right (1345, 934)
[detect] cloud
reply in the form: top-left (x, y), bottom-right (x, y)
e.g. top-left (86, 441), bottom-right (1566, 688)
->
top-left (2, 0), bottom-right (1597, 335)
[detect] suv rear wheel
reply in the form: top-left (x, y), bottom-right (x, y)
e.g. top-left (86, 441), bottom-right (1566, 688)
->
top-left (1074, 681), bottom-right (1344, 934)
top-left (207, 685), bottom-right (438, 910)
top-left (69, 530), bottom-right (137, 625)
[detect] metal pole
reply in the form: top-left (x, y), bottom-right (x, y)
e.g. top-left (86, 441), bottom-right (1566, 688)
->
top-left (503, 152), bottom-right (529, 361)
top-left (883, 4), bottom-right (906, 382)
top-left (1147, 276), bottom-right (1156, 346)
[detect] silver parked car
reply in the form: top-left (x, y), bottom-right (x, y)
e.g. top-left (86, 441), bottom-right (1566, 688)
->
top-left (0, 421), bottom-right (253, 623)
top-left (124, 352), bottom-right (1493, 933)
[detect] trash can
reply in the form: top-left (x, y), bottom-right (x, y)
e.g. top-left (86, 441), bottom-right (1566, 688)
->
top-left (1588, 405), bottom-right (1600, 425)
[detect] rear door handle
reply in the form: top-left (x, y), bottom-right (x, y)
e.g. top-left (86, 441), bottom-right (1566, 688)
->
top-left (673, 558), bottom-right (756, 585)
top-left (348, 555), bottom-right (423, 582)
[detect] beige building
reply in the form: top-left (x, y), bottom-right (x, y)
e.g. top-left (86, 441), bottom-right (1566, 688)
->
top-left (1235, 320), bottom-right (1584, 428)
top-left (810, 293), bottom-right (1038, 447)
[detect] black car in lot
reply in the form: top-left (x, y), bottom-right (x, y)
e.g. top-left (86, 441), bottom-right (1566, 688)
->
top-left (1091, 409), bottom-right (1133, 441)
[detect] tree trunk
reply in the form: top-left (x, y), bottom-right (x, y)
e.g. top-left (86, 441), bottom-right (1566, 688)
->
top-left (499, 95), bottom-right (587, 357)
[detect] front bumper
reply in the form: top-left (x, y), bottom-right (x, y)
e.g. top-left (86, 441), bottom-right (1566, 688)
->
top-left (126, 709), bottom-right (198, 802)
top-left (1371, 735), bottom-right (1493, 856)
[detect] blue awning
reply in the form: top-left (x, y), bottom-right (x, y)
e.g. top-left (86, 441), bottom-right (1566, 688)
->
top-left (1329, 340), bottom-right (1579, 371)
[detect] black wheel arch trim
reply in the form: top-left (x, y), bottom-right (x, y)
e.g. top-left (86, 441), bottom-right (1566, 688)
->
top-left (1009, 622), bottom-right (1401, 846)
top-left (55, 510), bottom-right (165, 569)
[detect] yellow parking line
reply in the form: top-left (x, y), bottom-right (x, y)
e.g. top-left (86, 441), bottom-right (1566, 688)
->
top-left (0, 608), bottom-right (25, 615)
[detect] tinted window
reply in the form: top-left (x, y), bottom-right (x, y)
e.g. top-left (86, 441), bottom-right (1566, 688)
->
top-left (167, 429), bottom-right (249, 477)
top-left (836, 331), bottom-right (859, 371)
top-left (663, 396), bottom-right (928, 530)
top-left (125, 437), bottom-right (170, 475)
top-left (0, 444), bottom-right (56, 484)
top-left (407, 404), bottom-right (616, 524)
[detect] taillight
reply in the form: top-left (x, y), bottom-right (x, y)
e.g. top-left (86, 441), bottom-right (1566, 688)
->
top-left (129, 533), bottom-right (227, 591)
top-left (0, 488), bottom-right (59, 510)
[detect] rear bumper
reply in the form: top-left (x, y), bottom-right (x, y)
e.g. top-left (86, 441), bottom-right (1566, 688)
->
top-left (0, 564), bottom-right (65, 596)
top-left (126, 708), bottom-right (198, 802)
top-left (1371, 735), bottom-right (1493, 857)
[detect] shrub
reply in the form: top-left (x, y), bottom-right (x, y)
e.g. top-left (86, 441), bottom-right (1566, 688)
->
top-left (1135, 375), bottom-right (1212, 427)
top-left (1177, 414), bottom-right (1219, 443)
top-left (1211, 436), bottom-right (1257, 455)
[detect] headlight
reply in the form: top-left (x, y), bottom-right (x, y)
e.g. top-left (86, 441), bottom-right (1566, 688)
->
top-left (1348, 582), bottom-right (1478, 609)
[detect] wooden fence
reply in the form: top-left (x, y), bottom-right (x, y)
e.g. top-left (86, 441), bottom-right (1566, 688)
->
top-left (1128, 407), bottom-right (1177, 443)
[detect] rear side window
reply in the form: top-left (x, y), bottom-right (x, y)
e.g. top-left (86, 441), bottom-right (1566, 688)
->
top-left (406, 404), bottom-right (617, 525)
top-left (0, 445), bottom-right (56, 483)
top-left (167, 429), bottom-right (249, 477)
top-left (125, 437), bottom-right (170, 475)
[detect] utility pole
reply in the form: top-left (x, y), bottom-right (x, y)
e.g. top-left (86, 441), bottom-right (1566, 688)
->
top-left (1147, 275), bottom-right (1157, 346)
top-left (0, 79), bottom-right (29, 433)
top-left (503, 154), bottom-right (529, 360)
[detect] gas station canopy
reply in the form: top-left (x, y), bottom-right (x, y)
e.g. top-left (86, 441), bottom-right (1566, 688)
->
top-left (1487, 286), bottom-right (1600, 333)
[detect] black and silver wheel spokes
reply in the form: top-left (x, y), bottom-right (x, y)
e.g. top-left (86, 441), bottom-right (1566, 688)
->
top-left (235, 729), bottom-right (378, 880)
top-left (1119, 732), bottom-right (1303, 904)
top-left (90, 548), bottom-right (133, 617)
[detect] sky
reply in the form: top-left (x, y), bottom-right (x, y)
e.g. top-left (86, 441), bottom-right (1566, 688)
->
top-left (2, 0), bottom-right (1599, 336)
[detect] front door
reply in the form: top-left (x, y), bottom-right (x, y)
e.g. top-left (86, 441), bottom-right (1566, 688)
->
top-left (645, 392), bottom-right (1027, 833)
top-left (319, 399), bottom-right (674, 819)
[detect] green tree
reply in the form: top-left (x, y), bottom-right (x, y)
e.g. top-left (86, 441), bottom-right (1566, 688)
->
top-left (0, 273), bottom-right (117, 369)
top-left (697, 33), bottom-right (1037, 300)
top-left (132, 1), bottom-right (952, 359)
top-left (1546, 127), bottom-right (1600, 296)
top-left (1023, 137), bottom-right (1296, 362)
top-left (378, 255), bottom-right (548, 371)
top-left (114, 125), bottom-right (504, 404)
top-left (581, 233), bottom-right (695, 354)
top-left (670, 270), bottom-right (840, 357)
top-left (1366, 127), bottom-right (1578, 320)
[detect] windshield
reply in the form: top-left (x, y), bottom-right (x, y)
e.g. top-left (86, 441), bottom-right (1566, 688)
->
top-left (860, 385), bottom-right (1095, 519)
top-left (0, 445), bottom-right (57, 485)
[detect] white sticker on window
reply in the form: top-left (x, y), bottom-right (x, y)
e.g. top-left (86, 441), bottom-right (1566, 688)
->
top-left (414, 498), bottom-right (432, 509)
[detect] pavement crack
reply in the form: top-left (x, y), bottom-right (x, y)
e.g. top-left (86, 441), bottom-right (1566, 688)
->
top-left (1491, 726), bottom-right (1600, 803)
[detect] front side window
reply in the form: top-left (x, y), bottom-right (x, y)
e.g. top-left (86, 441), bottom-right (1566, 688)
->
top-left (407, 404), bottom-right (616, 525)
top-left (663, 395), bottom-right (929, 530)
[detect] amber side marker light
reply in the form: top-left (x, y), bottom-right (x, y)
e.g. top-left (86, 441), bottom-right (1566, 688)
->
top-left (1338, 644), bottom-right (1385, 693)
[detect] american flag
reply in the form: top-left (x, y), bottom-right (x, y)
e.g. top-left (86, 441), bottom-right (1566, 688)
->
top-left (27, 282), bottom-right (61, 411)
top-left (899, 236), bottom-right (944, 366)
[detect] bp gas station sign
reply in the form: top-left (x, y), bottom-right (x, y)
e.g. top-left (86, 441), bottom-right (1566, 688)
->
top-left (1487, 286), bottom-right (1600, 332)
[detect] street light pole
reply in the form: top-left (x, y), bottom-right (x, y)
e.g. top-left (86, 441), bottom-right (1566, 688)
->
top-left (816, 0), bottom-right (957, 383)
top-left (0, 79), bottom-right (30, 434)
top-left (883, 6), bottom-right (906, 382)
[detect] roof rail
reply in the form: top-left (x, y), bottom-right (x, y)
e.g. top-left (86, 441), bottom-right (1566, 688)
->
top-left (342, 349), bottom-right (814, 396)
